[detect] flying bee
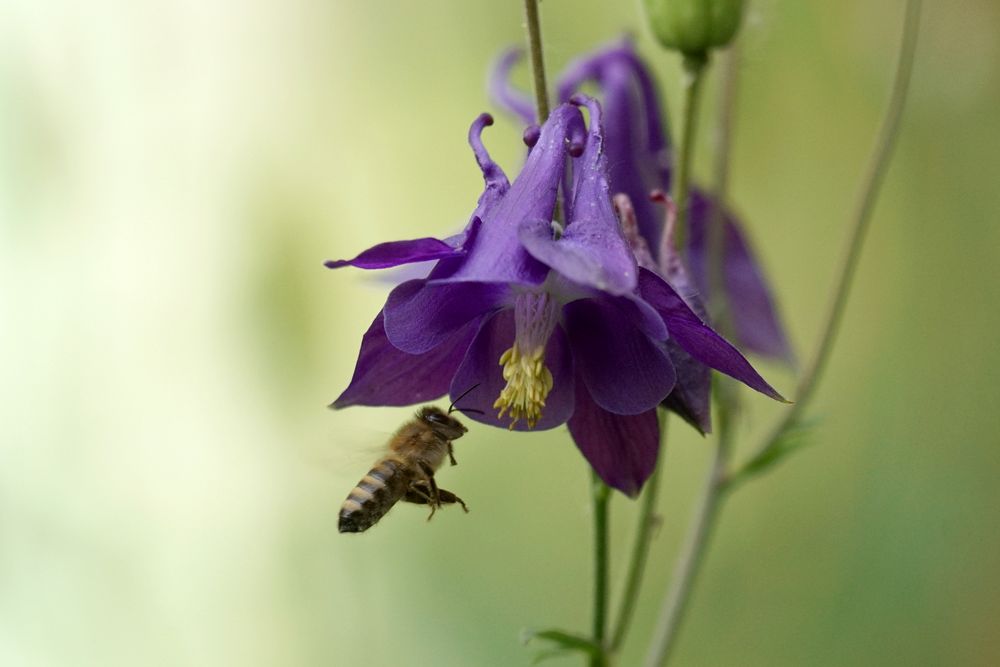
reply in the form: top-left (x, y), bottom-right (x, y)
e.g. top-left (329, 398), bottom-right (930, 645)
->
top-left (338, 387), bottom-right (481, 534)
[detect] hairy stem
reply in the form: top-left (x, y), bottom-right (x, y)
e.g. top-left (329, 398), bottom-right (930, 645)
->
top-left (644, 406), bottom-right (732, 667)
top-left (672, 53), bottom-right (708, 248)
top-left (609, 413), bottom-right (668, 653)
top-left (590, 473), bottom-right (611, 666)
top-left (523, 0), bottom-right (550, 122)
top-left (728, 0), bottom-right (922, 488)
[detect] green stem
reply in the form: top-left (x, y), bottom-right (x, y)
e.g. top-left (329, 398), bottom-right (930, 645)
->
top-left (644, 41), bottom-right (745, 667)
top-left (523, 0), bottom-right (550, 122)
top-left (644, 407), bottom-right (733, 667)
top-left (590, 473), bottom-right (611, 667)
top-left (673, 53), bottom-right (708, 248)
top-left (609, 413), bottom-right (668, 653)
top-left (706, 45), bottom-right (742, 331)
top-left (728, 0), bottom-right (922, 489)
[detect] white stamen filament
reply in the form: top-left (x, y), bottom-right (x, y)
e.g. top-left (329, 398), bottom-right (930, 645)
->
top-left (494, 291), bottom-right (560, 429)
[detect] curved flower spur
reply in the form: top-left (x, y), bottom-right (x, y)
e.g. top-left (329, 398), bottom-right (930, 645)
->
top-left (492, 40), bottom-right (793, 365)
top-left (326, 96), bottom-right (784, 495)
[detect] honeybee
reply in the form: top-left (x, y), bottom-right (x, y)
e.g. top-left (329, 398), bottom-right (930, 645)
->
top-left (338, 388), bottom-right (480, 533)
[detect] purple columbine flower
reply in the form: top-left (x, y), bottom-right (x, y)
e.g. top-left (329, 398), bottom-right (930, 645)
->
top-left (491, 40), bottom-right (793, 365)
top-left (327, 97), bottom-right (783, 495)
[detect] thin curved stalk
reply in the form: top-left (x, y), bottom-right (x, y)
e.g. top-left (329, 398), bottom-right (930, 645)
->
top-left (643, 412), bottom-right (732, 667)
top-left (608, 413), bottom-right (668, 653)
top-left (672, 53), bottom-right (708, 248)
top-left (728, 0), bottom-right (923, 488)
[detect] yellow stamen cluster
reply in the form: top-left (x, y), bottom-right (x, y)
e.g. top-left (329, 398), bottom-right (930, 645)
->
top-left (493, 344), bottom-right (554, 429)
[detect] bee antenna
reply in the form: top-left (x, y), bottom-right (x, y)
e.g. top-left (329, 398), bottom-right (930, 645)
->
top-left (455, 407), bottom-right (485, 415)
top-left (448, 383), bottom-right (481, 414)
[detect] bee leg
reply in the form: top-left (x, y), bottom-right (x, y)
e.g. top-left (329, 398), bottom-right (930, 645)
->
top-left (404, 482), bottom-right (439, 520)
top-left (405, 485), bottom-right (469, 515)
top-left (436, 488), bottom-right (469, 513)
top-left (404, 482), bottom-right (434, 504)
top-left (447, 443), bottom-right (458, 467)
top-left (403, 483), bottom-right (433, 504)
top-left (417, 462), bottom-right (441, 507)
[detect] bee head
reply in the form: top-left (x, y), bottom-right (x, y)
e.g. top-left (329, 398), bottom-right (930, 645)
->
top-left (419, 406), bottom-right (468, 440)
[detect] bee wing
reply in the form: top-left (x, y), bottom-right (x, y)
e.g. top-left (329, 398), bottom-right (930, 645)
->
top-left (299, 438), bottom-right (389, 476)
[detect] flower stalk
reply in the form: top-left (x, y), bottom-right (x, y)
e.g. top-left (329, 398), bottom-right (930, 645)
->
top-left (644, 44), bottom-right (746, 664)
top-left (672, 53), bottom-right (708, 248)
top-left (728, 0), bottom-right (922, 489)
top-left (644, 412), bottom-right (731, 667)
top-left (590, 472), bottom-right (611, 667)
top-left (523, 0), bottom-right (550, 122)
top-left (646, 0), bottom-right (922, 662)
top-left (609, 412), bottom-right (668, 654)
top-left (706, 43), bottom-right (742, 331)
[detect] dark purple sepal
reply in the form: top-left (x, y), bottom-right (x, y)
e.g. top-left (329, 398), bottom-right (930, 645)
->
top-left (556, 39), bottom-right (669, 158)
top-left (686, 190), bottom-right (793, 363)
top-left (568, 381), bottom-right (660, 497)
top-left (637, 268), bottom-right (786, 402)
top-left (564, 296), bottom-right (676, 415)
top-left (449, 311), bottom-right (575, 431)
top-left (332, 310), bottom-right (479, 408)
top-left (324, 237), bottom-right (465, 270)
top-left (383, 279), bottom-right (508, 355)
top-left (661, 340), bottom-right (712, 434)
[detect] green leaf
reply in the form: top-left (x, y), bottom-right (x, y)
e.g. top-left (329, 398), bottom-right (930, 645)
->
top-left (531, 648), bottom-right (573, 665)
top-left (731, 416), bottom-right (820, 486)
top-left (520, 628), bottom-right (603, 660)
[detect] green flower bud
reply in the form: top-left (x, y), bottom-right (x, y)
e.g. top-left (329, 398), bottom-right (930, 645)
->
top-left (641, 0), bottom-right (745, 56)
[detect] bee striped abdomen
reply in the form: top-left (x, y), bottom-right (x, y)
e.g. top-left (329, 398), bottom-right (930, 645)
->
top-left (338, 459), bottom-right (410, 533)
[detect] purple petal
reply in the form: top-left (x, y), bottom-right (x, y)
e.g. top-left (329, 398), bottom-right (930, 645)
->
top-left (416, 116), bottom-right (511, 285)
top-left (383, 279), bottom-right (508, 355)
top-left (515, 95), bottom-right (636, 296)
top-left (446, 104), bottom-right (585, 287)
top-left (468, 113), bottom-right (509, 191)
top-left (556, 39), bottom-right (669, 154)
top-left (332, 310), bottom-right (478, 408)
top-left (324, 237), bottom-right (463, 270)
top-left (568, 383), bottom-right (660, 497)
top-left (559, 42), bottom-right (672, 253)
top-left (368, 261), bottom-right (436, 286)
top-left (489, 48), bottom-right (536, 125)
top-left (662, 340), bottom-right (712, 434)
top-left (519, 216), bottom-right (638, 296)
top-left (637, 268), bottom-right (786, 401)
top-left (609, 292), bottom-right (668, 342)
top-left (449, 310), bottom-right (574, 431)
top-left (687, 190), bottom-right (793, 363)
top-left (564, 296), bottom-right (676, 415)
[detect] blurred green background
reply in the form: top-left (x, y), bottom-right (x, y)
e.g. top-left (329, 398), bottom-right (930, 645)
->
top-left (2, 1), bottom-right (999, 665)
